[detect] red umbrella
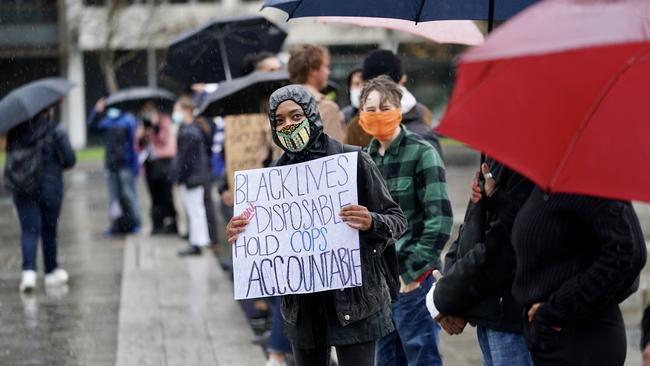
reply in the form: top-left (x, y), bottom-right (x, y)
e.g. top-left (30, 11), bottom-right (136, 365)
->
top-left (437, 0), bottom-right (650, 203)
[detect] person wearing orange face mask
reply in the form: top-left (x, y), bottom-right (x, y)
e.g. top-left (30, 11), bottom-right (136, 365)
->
top-left (361, 76), bottom-right (453, 366)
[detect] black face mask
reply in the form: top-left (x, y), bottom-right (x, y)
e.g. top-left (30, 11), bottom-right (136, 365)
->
top-left (140, 112), bottom-right (153, 128)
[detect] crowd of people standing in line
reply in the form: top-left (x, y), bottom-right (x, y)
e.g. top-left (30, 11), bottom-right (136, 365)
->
top-left (2, 41), bottom-right (648, 366)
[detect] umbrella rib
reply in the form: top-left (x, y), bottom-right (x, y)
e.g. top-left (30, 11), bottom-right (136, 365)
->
top-left (415, 0), bottom-right (426, 24)
top-left (288, 0), bottom-right (302, 19)
top-left (550, 44), bottom-right (650, 190)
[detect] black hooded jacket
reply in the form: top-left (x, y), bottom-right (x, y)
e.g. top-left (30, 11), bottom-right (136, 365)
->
top-left (268, 85), bottom-right (407, 331)
top-left (433, 160), bottom-right (534, 333)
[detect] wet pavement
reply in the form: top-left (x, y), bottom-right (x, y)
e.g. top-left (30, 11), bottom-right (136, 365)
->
top-left (0, 164), bottom-right (122, 365)
top-left (0, 149), bottom-right (648, 365)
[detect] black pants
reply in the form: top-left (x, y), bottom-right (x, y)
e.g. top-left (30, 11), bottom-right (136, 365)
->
top-left (145, 159), bottom-right (176, 232)
top-left (292, 340), bottom-right (375, 366)
top-left (523, 304), bottom-right (626, 366)
top-left (203, 181), bottom-right (218, 244)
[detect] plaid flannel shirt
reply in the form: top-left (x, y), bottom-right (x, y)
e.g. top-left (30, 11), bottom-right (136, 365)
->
top-left (366, 125), bottom-right (453, 284)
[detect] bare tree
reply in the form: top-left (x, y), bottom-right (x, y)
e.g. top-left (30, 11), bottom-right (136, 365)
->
top-left (99, 0), bottom-right (158, 93)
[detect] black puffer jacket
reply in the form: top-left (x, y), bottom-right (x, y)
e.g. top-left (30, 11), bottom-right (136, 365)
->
top-left (433, 160), bottom-right (534, 333)
top-left (268, 85), bottom-right (407, 330)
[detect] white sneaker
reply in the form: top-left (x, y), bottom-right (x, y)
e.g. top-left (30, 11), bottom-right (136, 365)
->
top-left (19, 270), bottom-right (37, 293)
top-left (265, 357), bottom-right (287, 366)
top-left (44, 268), bottom-right (69, 287)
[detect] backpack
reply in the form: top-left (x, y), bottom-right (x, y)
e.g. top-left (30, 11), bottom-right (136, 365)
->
top-left (3, 134), bottom-right (50, 195)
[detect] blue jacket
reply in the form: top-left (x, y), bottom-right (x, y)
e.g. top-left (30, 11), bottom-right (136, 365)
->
top-left (88, 108), bottom-right (139, 174)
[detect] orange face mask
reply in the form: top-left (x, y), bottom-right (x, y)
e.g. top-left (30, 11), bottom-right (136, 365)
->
top-left (359, 109), bottom-right (402, 141)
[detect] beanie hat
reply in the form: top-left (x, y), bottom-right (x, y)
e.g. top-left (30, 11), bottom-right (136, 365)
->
top-left (362, 50), bottom-right (403, 83)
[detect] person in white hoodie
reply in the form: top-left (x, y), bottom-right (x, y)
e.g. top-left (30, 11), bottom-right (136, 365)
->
top-left (344, 50), bottom-right (442, 156)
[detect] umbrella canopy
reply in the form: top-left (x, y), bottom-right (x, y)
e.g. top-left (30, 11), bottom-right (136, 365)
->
top-left (318, 17), bottom-right (484, 46)
top-left (161, 15), bottom-right (287, 85)
top-left (437, 0), bottom-right (650, 203)
top-left (0, 77), bottom-right (74, 135)
top-left (105, 87), bottom-right (176, 114)
top-left (197, 70), bottom-right (290, 117)
top-left (263, 0), bottom-right (537, 22)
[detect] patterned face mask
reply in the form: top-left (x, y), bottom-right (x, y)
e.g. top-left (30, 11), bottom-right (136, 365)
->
top-left (276, 118), bottom-right (311, 152)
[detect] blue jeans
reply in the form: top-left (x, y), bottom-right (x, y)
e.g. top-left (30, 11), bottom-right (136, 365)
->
top-left (106, 168), bottom-right (141, 229)
top-left (268, 297), bottom-right (292, 354)
top-left (476, 325), bottom-right (533, 366)
top-left (376, 276), bottom-right (442, 366)
top-left (13, 176), bottom-right (63, 273)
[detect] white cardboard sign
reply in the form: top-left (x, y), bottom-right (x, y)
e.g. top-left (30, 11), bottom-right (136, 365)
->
top-left (232, 152), bottom-right (361, 299)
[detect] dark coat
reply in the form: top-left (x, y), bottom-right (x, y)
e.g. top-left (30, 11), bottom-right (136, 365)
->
top-left (268, 85), bottom-right (407, 343)
top-left (401, 103), bottom-right (442, 157)
top-left (5, 116), bottom-right (76, 192)
top-left (170, 121), bottom-right (211, 188)
top-left (434, 161), bottom-right (533, 333)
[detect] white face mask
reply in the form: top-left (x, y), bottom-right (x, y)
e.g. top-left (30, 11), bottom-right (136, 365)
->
top-left (349, 88), bottom-right (362, 109)
top-left (106, 108), bottom-right (121, 119)
top-left (172, 111), bottom-right (184, 125)
top-left (400, 86), bottom-right (417, 114)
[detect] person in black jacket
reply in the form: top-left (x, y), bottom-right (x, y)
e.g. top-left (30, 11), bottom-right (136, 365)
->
top-left (511, 186), bottom-right (646, 365)
top-left (226, 85), bottom-right (406, 366)
top-left (170, 96), bottom-right (212, 256)
top-left (4, 106), bottom-right (76, 292)
top-left (430, 160), bottom-right (534, 366)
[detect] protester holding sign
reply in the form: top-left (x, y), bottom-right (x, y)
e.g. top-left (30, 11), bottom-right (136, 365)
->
top-left (227, 85), bottom-right (406, 366)
top-left (359, 76), bottom-right (453, 366)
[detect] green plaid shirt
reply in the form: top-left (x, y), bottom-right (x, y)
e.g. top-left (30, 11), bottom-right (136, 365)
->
top-left (366, 125), bottom-right (453, 284)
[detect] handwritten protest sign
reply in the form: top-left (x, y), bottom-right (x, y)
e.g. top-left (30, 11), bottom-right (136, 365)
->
top-left (232, 152), bottom-right (361, 300)
top-left (224, 114), bottom-right (272, 189)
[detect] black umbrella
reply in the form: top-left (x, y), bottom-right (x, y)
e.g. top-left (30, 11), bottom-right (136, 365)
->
top-left (105, 87), bottom-right (176, 113)
top-left (161, 15), bottom-right (287, 85)
top-left (0, 77), bottom-right (74, 135)
top-left (197, 70), bottom-right (290, 117)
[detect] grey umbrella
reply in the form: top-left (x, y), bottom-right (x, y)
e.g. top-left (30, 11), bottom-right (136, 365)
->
top-left (105, 87), bottom-right (176, 113)
top-left (0, 77), bottom-right (74, 135)
top-left (197, 70), bottom-right (290, 117)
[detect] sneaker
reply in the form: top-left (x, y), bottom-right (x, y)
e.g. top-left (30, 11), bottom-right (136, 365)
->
top-left (265, 357), bottom-right (287, 366)
top-left (19, 270), bottom-right (37, 293)
top-left (178, 245), bottom-right (202, 256)
top-left (44, 268), bottom-right (69, 287)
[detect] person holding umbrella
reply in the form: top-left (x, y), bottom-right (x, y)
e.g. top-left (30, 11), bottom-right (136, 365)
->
top-left (1, 78), bottom-right (76, 292)
top-left (88, 98), bottom-right (142, 235)
top-left (430, 160), bottom-right (534, 366)
top-left (227, 85), bottom-right (406, 366)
